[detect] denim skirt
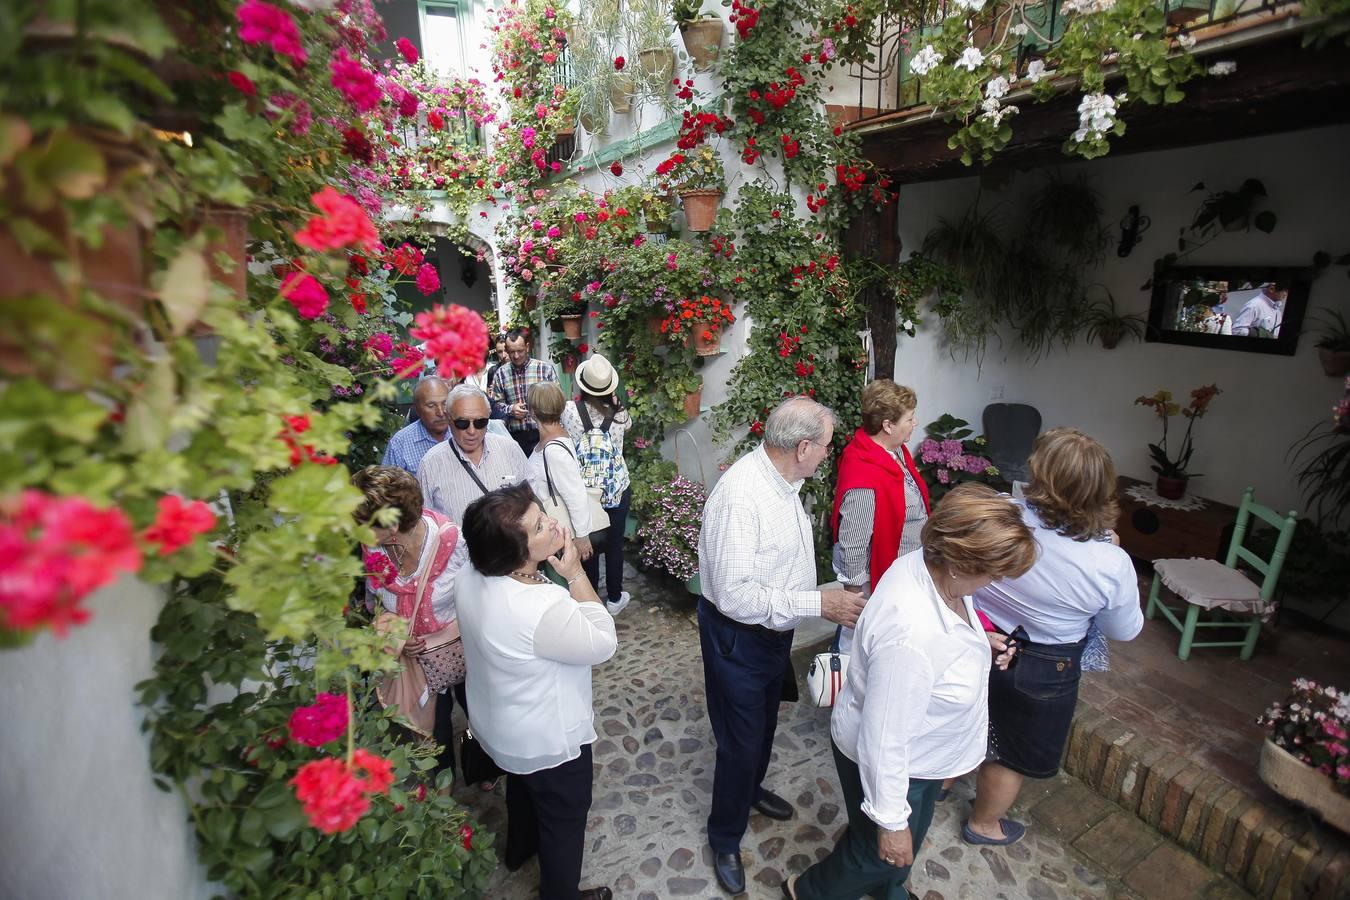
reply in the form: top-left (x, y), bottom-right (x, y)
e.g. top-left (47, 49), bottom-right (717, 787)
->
top-left (987, 636), bottom-right (1087, 779)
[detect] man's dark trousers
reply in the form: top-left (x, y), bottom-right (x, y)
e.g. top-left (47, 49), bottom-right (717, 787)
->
top-left (698, 596), bottom-right (795, 854)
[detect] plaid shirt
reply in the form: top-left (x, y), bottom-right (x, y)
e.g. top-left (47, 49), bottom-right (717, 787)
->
top-left (490, 358), bottom-right (558, 434)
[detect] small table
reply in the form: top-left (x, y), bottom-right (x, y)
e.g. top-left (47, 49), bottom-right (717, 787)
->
top-left (1115, 476), bottom-right (1238, 563)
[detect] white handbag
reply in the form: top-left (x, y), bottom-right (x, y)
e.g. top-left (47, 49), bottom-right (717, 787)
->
top-left (806, 627), bottom-right (849, 707)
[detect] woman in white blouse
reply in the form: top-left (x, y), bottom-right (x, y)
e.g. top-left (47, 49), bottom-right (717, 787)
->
top-left (526, 382), bottom-right (594, 565)
top-left (353, 466), bottom-right (470, 780)
top-left (785, 484), bottom-right (1037, 900)
top-left (456, 482), bottom-right (618, 900)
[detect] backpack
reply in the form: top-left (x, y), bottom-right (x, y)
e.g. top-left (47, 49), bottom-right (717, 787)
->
top-left (575, 402), bottom-right (630, 508)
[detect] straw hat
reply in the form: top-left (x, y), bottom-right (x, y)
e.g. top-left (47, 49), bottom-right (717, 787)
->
top-left (575, 354), bottom-right (619, 397)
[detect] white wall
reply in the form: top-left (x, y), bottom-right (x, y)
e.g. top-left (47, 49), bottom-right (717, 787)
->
top-left (892, 123), bottom-right (1350, 515)
top-left (0, 579), bottom-right (211, 900)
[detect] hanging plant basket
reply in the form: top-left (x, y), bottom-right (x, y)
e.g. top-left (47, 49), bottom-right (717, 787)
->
top-left (524, 294), bottom-right (539, 312)
top-left (1318, 347), bottom-right (1350, 377)
top-left (692, 329), bottom-right (721, 356)
top-left (685, 572), bottom-right (702, 596)
top-left (561, 314), bottom-right (583, 339)
top-left (579, 108), bottom-right (605, 135)
top-left (642, 196), bottom-right (673, 233)
top-left (683, 382), bottom-right (703, 420)
top-left (678, 189), bottom-right (721, 232)
top-left (1259, 739), bottom-right (1350, 833)
top-left (679, 17), bottom-right (724, 71)
top-left (637, 47), bottom-right (674, 85)
top-left (610, 75), bottom-right (634, 114)
top-left (1155, 475), bottom-right (1188, 500)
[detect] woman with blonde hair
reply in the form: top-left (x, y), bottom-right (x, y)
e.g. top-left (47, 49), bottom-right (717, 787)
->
top-left (965, 427), bottom-right (1143, 846)
top-left (526, 381), bottom-right (594, 564)
top-left (785, 483), bottom-right (1037, 900)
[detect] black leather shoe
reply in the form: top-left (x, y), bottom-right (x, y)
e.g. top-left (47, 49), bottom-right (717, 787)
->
top-left (579, 888), bottom-right (613, 900)
top-left (752, 788), bottom-right (794, 821)
top-left (713, 851), bottom-right (746, 894)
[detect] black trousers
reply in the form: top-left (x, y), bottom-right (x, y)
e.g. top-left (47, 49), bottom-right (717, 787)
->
top-left (582, 486), bottom-right (632, 604)
top-left (504, 745), bottom-right (594, 900)
top-left (698, 597), bottom-right (795, 854)
top-left (432, 682), bottom-right (469, 777)
top-left (511, 427), bottom-right (540, 457)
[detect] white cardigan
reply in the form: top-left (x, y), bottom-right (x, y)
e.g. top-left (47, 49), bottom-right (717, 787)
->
top-left (456, 568), bottom-right (617, 773)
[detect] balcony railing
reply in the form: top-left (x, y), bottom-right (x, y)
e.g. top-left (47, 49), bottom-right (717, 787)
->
top-left (841, 0), bottom-right (1301, 126)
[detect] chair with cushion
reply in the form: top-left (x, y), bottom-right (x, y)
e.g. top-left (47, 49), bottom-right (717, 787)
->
top-left (982, 403), bottom-right (1042, 484)
top-left (1145, 487), bottom-right (1297, 660)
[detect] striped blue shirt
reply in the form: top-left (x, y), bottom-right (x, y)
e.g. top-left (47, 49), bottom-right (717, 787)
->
top-left (381, 420), bottom-right (443, 475)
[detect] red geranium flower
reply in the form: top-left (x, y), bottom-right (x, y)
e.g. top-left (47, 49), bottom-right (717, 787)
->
top-left (409, 304), bottom-right (489, 380)
top-left (294, 186), bottom-right (379, 253)
top-left (610, 160), bottom-right (623, 177)
top-left (614, 56), bottom-right (625, 70)
top-left (396, 37), bottom-right (420, 65)
top-left (280, 272), bottom-right (329, 320)
top-left (237, 0), bottom-right (308, 67)
top-left (226, 71), bottom-right (257, 96)
top-left (141, 495), bottom-right (216, 556)
top-left (288, 693), bottom-right (349, 747)
top-left (414, 263), bottom-right (441, 296)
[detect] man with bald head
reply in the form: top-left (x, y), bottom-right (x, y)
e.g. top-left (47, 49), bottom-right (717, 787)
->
top-left (417, 383), bottom-right (528, 527)
top-left (696, 396), bottom-right (867, 894)
top-left (381, 377), bottom-right (453, 475)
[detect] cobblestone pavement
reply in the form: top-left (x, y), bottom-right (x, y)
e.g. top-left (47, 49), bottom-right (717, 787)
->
top-left (454, 568), bottom-right (1149, 899)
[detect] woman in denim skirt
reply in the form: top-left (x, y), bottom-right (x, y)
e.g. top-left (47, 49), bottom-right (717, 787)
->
top-left (965, 428), bottom-right (1145, 846)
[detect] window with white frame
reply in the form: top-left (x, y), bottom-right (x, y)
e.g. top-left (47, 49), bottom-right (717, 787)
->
top-left (420, 1), bottom-right (465, 78)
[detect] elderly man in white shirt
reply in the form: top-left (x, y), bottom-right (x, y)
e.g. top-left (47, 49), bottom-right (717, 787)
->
top-left (417, 383), bottom-right (529, 527)
top-left (785, 484), bottom-right (1037, 900)
top-left (1230, 282), bottom-right (1288, 337)
top-left (697, 397), bottom-right (866, 895)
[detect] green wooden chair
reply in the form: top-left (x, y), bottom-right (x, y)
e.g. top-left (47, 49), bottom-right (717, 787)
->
top-left (1145, 487), bottom-right (1298, 660)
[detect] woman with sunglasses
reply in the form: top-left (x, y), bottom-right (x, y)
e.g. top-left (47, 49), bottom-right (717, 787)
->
top-left (785, 484), bottom-right (1037, 900)
top-left (964, 428), bottom-right (1144, 846)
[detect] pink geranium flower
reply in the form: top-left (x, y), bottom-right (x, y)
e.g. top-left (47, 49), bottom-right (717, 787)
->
top-left (237, 0), bottom-right (308, 67)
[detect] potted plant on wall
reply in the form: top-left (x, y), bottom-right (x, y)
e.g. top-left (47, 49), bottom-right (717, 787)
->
top-left (1256, 677), bottom-right (1350, 833)
top-left (1134, 384), bottom-right (1222, 499)
top-left (1083, 287), bottom-right (1146, 349)
top-left (661, 295), bottom-right (736, 355)
top-left (1313, 310), bottom-right (1350, 377)
top-left (628, 0), bottom-right (676, 87)
top-left (636, 474), bottom-right (707, 592)
top-left (673, 0), bottom-right (723, 70)
top-left (914, 414), bottom-right (1001, 504)
top-left (669, 145), bottom-right (725, 232)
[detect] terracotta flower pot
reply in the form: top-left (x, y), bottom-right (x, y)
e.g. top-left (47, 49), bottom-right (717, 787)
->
top-left (561, 314), bottom-right (583, 339)
top-left (683, 383), bottom-right (703, 420)
top-left (637, 48), bottom-right (674, 85)
top-left (1155, 475), bottom-right (1188, 500)
top-left (1318, 347), bottom-right (1350, 377)
top-left (579, 108), bottom-right (605, 135)
top-left (692, 329), bottom-right (721, 356)
top-left (198, 206), bottom-right (250, 303)
top-left (680, 17), bottom-right (724, 70)
top-left (1259, 739), bottom-right (1350, 833)
top-left (524, 294), bottom-right (538, 312)
top-left (678, 189), bottom-right (721, 232)
top-left (648, 315), bottom-right (666, 337)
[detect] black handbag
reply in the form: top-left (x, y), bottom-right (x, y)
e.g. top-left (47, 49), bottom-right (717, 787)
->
top-left (461, 726), bottom-right (505, 784)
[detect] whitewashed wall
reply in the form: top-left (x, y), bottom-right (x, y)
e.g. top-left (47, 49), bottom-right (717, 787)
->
top-left (0, 579), bottom-right (211, 900)
top-left (891, 123), bottom-right (1350, 516)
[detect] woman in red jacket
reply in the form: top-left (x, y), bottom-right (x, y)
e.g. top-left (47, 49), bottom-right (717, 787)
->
top-left (829, 380), bottom-right (932, 651)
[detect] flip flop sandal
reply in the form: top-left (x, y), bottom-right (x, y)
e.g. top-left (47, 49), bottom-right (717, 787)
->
top-left (961, 818), bottom-right (1026, 846)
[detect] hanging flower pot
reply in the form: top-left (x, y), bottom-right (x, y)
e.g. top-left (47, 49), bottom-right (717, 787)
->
top-left (610, 75), bottom-right (635, 114)
top-left (524, 294), bottom-right (538, 312)
top-left (642, 196), bottom-right (673, 234)
top-left (579, 108), bottom-right (605, 135)
top-left (561, 314), bottom-right (583, 339)
top-left (692, 329), bottom-right (721, 356)
top-left (685, 573), bottom-right (702, 596)
top-left (1259, 739), bottom-right (1350, 833)
top-left (647, 315), bottom-right (666, 337)
top-left (1155, 475), bottom-right (1188, 500)
top-left (683, 381), bottom-right (704, 420)
top-left (678, 189), bottom-right (721, 232)
top-left (1318, 347), bottom-right (1350, 377)
top-left (679, 17), bottom-right (724, 71)
top-left (637, 47), bottom-right (675, 85)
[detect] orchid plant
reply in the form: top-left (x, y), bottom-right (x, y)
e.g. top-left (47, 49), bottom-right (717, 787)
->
top-left (1135, 384), bottom-right (1222, 480)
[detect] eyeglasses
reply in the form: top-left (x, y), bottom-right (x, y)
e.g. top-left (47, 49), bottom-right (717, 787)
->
top-left (807, 440), bottom-right (832, 454)
top-left (452, 417), bottom-right (490, 431)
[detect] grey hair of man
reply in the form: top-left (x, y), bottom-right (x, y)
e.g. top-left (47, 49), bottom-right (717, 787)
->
top-left (413, 376), bottom-right (452, 403)
top-left (762, 396), bottom-right (837, 451)
top-left (448, 382), bottom-right (490, 415)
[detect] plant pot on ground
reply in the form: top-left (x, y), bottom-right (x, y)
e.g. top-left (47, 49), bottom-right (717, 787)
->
top-left (1259, 740), bottom-right (1350, 833)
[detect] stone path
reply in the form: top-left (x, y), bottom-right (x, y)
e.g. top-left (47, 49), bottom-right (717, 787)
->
top-left (453, 566), bottom-right (1242, 899)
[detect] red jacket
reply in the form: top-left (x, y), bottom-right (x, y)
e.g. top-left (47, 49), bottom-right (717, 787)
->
top-left (830, 428), bottom-right (931, 593)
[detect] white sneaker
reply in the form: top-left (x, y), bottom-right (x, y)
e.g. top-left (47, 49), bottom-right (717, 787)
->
top-left (606, 592), bottom-right (631, 616)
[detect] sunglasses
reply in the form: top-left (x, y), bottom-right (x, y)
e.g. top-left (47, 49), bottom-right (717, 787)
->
top-left (452, 417), bottom-right (490, 431)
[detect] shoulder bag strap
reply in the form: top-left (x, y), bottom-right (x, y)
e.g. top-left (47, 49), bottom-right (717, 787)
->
top-left (404, 519), bottom-right (446, 638)
top-left (576, 400), bottom-right (594, 433)
top-left (541, 439), bottom-right (568, 502)
top-left (448, 440), bottom-right (490, 495)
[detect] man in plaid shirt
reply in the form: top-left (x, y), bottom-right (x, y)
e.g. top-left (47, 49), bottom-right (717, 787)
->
top-left (490, 327), bottom-right (557, 456)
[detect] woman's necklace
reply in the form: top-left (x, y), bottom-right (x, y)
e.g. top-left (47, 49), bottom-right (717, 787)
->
top-left (385, 519), bottom-right (427, 576)
top-left (510, 569), bottom-right (550, 584)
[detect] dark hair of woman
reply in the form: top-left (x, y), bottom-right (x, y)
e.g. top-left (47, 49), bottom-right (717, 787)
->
top-left (462, 481), bottom-right (539, 576)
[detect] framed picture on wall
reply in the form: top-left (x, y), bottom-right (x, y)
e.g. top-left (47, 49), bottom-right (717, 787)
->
top-left (1145, 264), bottom-right (1312, 355)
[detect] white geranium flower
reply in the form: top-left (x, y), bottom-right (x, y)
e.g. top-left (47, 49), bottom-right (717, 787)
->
top-left (979, 97), bottom-right (1018, 125)
top-left (1025, 59), bottom-right (1047, 82)
top-left (1177, 32), bottom-right (1196, 48)
top-left (953, 0), bottom-right (987, 11)
top-left (985, 76), bottom-right (1010, 100)
top-left (1010, 23), bottom-right (1030, 35)
top-left (1073, 91), bottom-right (1117, 143)
top-left (956, 46), bottom-right (985, 71)
top-left (1208, 60), bottom-right (1237, 75)
top-left (910, 45), bottom-right (943, 76)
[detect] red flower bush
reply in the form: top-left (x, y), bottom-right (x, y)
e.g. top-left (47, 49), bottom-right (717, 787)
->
top-left (288, 692), bottom-right (349, 747)
top-left (389, 342), bottom-right (426, 379)
top-left (395, 37), bottom-right (420, 65)
top-left (661, 296), bottom-right (737, 340)
top-left (237, 0), bottom-right (308, 67)
top-left (389, 243), bottom-right (425, 276)
top-left (290, 748), bottom-right (393, 834)
top-left (280, 272), bottom-right (330, 320)
top-left (0, 490), bottom-right (143, 636)
top-left (141, 496), bottom-right (216, 556)
top-left (409, 304), bottom-right (489, 380)
top-left (414, 263), bottom-right (441, 296)
top-left (330, 48), bottom-right (382, 113)
top-left (278, 414), bottom-right (338, 466)
top-left (294, 187), bottom-right (379, 253)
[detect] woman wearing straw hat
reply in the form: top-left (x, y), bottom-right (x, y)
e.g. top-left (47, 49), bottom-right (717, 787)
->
top-left (562, 354), bottom-right (634, 616)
